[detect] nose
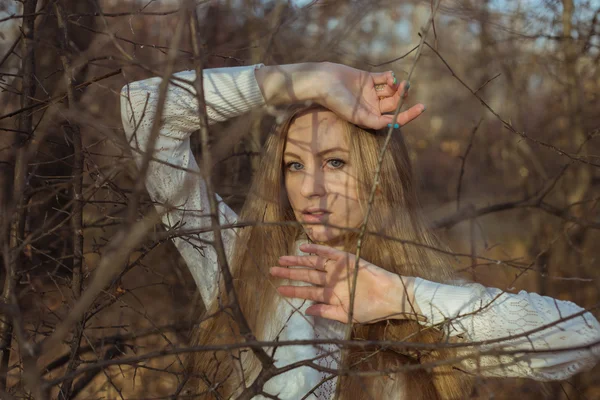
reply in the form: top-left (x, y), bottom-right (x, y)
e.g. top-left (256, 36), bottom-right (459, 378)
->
top-left (300, 167), bottom-right (326, 199)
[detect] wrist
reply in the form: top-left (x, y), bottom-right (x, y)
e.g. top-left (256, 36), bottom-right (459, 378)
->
top-left (385, 275), bottom-right (421, 320)
top-left (255, 62), bottom-right (325, 106)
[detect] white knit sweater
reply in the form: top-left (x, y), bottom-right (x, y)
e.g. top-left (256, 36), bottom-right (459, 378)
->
top-left (120, 64), bottom-right (600, 399)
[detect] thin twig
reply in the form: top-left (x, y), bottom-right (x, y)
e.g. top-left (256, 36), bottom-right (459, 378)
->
top-left (43, 311), bottom-right (600, 390)
top-left (0, 0), bottom-right (39, 395)
top-left (473, 72), bottom-right (501, 94)
top-left (456, 118), bottom-right (482, 211)
top-left (187, 3), bottom-right (274, 398)
top-left (421, 38), bottom-right (600, 168)
top-left (0, 37), bottom-right (21, 70)
top-left (54, 1), bottom-right (86, 398)
top-left (347, 0), bottom-right (442, 335)
top-left (0, 69), bottom-right (122, 121)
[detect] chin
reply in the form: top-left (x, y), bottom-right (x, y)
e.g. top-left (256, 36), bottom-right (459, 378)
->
top-left (304, 226), bottom-right (344, 246)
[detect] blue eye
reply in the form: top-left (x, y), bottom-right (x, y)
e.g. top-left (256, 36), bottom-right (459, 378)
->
top-left (286, 161), bottom-right (304, 172)
top-left (326, 158), bottom-right (345, 169)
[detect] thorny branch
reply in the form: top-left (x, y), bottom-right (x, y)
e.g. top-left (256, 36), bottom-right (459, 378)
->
top-left (0, 0), bottom-right (40, 396)
top-left (54, 1), bottom-right (85, 398)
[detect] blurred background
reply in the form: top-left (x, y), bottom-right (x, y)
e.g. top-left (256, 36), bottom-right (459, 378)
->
top-left (0, 0), bottom-right (599, 398)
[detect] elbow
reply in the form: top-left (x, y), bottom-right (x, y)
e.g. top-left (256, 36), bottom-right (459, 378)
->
top-left (120, 81), bottom-right (148, 142)
top-left (120, 77), bottom-right (161, 142)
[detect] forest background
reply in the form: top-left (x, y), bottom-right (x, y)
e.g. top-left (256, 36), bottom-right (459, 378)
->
top-left (0, 0), bottom-right (599, 398)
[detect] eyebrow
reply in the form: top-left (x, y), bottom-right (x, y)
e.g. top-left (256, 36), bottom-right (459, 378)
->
top-left (283, 147), bottom-right (349, 159)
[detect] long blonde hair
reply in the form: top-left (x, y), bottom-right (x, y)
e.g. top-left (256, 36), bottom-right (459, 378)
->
top-left (187, 108), bottom-right (471, 399)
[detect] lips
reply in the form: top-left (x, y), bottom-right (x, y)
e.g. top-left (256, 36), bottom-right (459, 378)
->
top-left (301, 208), bottom-right (331, 223)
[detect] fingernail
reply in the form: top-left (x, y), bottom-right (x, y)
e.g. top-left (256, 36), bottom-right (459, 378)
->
top-left (422, 105), bottom-right (427, 112)
top-left (393, 77), bottom-right (397, 85)
top-left (405, 81), bottom-right (411, 91)
top-left (394, 123), bottom-right (400, 129)
top-left (387, 123), bottom-right (393, 128)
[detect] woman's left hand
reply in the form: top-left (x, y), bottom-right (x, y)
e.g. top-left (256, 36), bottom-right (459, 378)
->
top-left (270, 243), bottom-right (421, 324)
top-left (315, 62), bottom-right (424, 130)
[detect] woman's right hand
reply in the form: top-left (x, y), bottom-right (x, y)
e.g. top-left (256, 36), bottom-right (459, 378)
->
top-left (255, 62), bottom-right (425, 130)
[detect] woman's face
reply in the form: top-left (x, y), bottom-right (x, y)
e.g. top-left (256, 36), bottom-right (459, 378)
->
top-left (284, 109), bottom-right (364, 247)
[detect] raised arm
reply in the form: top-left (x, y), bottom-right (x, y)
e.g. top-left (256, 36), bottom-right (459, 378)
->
top-left (120, 62), bottom-right (423, 307)
top-left (413, 278), bottom-right (600, 380)
top-left (121, 65), bottom-right (266, 306)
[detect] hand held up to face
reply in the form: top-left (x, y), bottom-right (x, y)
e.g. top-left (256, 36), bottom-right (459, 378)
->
top-left (269, 243), bottom-right (422, 324)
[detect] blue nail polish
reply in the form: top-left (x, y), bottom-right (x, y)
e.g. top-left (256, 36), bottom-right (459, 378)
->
top-left (387, 123), bottom-right (393, 128)
top-left (394, 123), bottom-right (400, 129)
top-left (393, 77), bottom-right (397, 85)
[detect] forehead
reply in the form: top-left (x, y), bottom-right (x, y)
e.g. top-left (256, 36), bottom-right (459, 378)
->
top-left (285, 109), bottom-right (349, 155)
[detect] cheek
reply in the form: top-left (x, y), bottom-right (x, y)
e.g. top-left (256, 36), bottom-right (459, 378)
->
top-left (284, 175), bottom-right (300, 207)
top-left (328, 172), bottom-right (363, 218)
top-left (329, 171), bottom-right (361, 203)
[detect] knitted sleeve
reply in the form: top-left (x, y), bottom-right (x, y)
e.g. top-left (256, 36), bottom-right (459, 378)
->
top-left (120, 65), bottom-right (265, 306)
top-left (413, 278), bottom-right (600, 380)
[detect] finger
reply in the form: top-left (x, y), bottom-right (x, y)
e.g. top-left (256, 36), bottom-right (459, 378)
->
top-left (278, 255), bottom-right (327, 270)
top-left (394, 103), bottom-right (426, 126)
top-left (378, 103), bottom-right (426, 126)
top-left (379, 81), bottom-right (410, 113)
top-left (398, 80), bottom-right (411, 98)
top-left (298, 243), bottom-right (345, 261)
top-left (379, 95), bottom-right (401, 114)
top-left (277, 286), bottom-right (331, 303)
top-left (373, 83), bottom-right (397, 98)
top-left (372, 70), bottom-right (398, 88)
top-left (270, 267), bottom-right (327, 285)
top-left (305, 304), bottom-right (348, 323)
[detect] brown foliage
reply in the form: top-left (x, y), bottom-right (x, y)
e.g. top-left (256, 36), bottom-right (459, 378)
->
top-left (0, 0), bottom-right (598, 398)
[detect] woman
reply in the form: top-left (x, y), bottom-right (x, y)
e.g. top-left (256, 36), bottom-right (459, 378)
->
top-left (121, 62), bottom-right (600, 399)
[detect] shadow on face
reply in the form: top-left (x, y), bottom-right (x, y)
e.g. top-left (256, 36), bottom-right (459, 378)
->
top-left (283, 109), bottom-right (364, 247)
